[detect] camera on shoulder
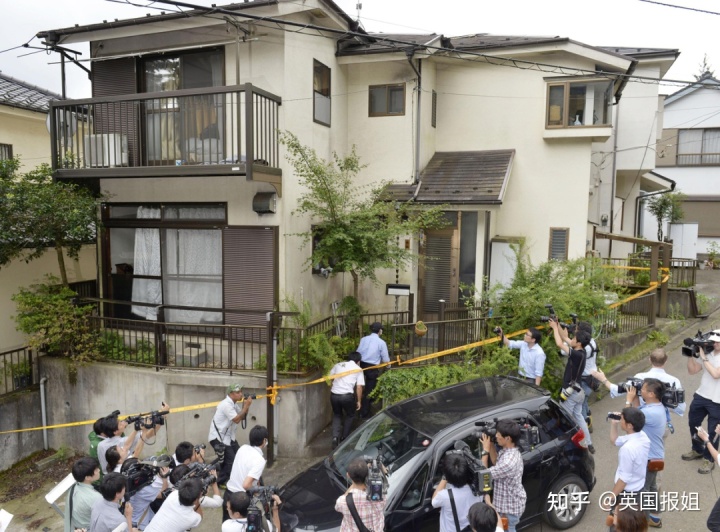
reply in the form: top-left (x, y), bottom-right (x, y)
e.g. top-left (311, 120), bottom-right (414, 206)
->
top-left (560, 381), bottom-right (582, 401)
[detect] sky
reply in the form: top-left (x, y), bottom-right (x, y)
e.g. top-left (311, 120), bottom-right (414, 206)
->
top-left (1, 0), bottom-right (718, 98)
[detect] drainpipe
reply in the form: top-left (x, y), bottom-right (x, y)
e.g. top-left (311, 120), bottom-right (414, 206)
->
top-left (405, 50), bottom-right (422, 184)
top-left (608, 102), bottom-right (619, 259)
top-left (634, 178), bottom-right (676, 249)
top-left (40, 377), bottom-right (49, 450)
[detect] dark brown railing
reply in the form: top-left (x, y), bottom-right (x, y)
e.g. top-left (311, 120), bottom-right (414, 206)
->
top-left (49, 84), bottom-right (281, 178)
top-left (595, 292), bottom-right (656, 339)
top-left (0, 346), bottom-right (37, 396)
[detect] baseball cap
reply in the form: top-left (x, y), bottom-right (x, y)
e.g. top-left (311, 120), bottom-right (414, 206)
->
top-left (709, 334), bottom-right (720, 342)
top-left (226, 383), bottom-right (244, 394)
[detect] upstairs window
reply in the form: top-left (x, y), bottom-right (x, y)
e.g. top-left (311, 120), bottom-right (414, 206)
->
top-left (0, 144), bottom-right (12, 160)
top-left (369, 84), bottom-right (406, 116)
top-left (546, 79), bottom-right (613, 128)
top-left (313, 60), bottom-right (331, 126)
top-left (678, 129), bottom-right (720, 165)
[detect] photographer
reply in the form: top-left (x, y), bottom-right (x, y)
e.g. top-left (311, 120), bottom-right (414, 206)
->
top-left (593, 348), bottom-right (686, 416)
top-left (208, 383), bottom-right (253, 487)
top-left (172, 442), bottom-right (205, 468)
top-left (223, 491), bottom-right (282, 532)
top-left (431, 453), bottom-right (482, 532)
top-left (143, 478), bottom-right (203, 532)
top-left (684, 333), bottom-right (720, 474)
top-left (693, 424), bottom-right (720, 530)
top-left (549, 319), bottom-right (594, 453)
top-left (606, 407), bottom-right (650, 526)
top-left (479, 419), bottom-right (526, 532)
top-left (575, 321), bottom-right (600, 431)
top-left (468, 497), bottom-right (504, 532)
top-left (496, 327), bottom-right (545, 386)
top-left (64, 457), bottom-right (101, 532)
top-left (224, 425), bottom-right (269, 521)
top-left (335, 457), bottom-right (385, 532)
top-left (121, 458), bottom-right (170, 529)
top-left (169, 464), bottom-right (224, 508)
top-left (88, 472), bottom-right (137, 532)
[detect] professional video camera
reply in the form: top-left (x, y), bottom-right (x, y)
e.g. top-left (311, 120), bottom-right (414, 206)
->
top-left (177, 457), bottom-right (221, 494)
top-left (121, 455), bottom-right (172, 498)
top-left (247, 486), bottom-right (279, 531)
top-left (539, 305), bottom-right (577, 331)
top-left (682, 330), bottom-right (717, 358)
top-left (446, 440), bottom-right (493, 495)
top-left (661, 382), bottom-right (685, 410)
top-left (126, 406), bottom-right (169, 431)
top-left (616, 377), bottom-right (644, 394)
top-left (364, 451), bottom-right (387, 502)
top-left (474, 420), bottom-right (497, 441)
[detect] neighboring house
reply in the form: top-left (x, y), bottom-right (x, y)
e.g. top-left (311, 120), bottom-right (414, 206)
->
top-left (0, 73), bottom-right (96, 352)
top-left (36, 0), bottom-right (677, 325)
top-left (649, 74), bottom-right (720, 258)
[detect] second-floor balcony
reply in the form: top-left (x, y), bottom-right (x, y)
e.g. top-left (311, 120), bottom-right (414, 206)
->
top-left (49, 83), bottom-right (282, 189)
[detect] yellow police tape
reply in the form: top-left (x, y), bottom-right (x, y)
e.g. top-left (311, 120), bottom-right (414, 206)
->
top-left (0, 268), bottom-right (672, 436)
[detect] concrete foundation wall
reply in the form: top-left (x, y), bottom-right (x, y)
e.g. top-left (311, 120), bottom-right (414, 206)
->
top-left (0, 387), bottom-right (44, 472)
top-left (37, 357), bottom-right (331, 459)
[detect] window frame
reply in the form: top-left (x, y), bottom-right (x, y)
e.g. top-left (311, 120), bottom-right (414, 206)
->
top-left (548, 227), bottom-right (569, 260)
top-left (431, 90), bottom-right (437, 128)
top-left (368, 83), bottom-right (406, 117)
top-left (677, 128), bottom-right (720, 166)
top-left (545, 78), bottom-right (613, 129)
top-left (0, 143), bottom-right (13, 161)
top-left (313, 59), bottom-right (331, 127)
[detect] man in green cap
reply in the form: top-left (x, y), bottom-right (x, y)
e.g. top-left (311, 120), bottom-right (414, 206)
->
top-left (208, 383), bottom-right (253, 486)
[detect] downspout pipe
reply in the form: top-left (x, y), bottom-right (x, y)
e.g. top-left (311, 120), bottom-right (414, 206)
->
top-left (634, 178), bottom-right (676, 248)
top-left (405, 49), bottom-right (422, 185)
top-left (40, 377), bottom-right (49, 450)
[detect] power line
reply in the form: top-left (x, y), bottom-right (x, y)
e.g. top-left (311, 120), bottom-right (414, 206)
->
top-left (638, 0), bottom-right (720, 16)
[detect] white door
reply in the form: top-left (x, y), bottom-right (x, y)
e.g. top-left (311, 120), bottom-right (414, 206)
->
top-left (669, 223), bottom-right (698, 259)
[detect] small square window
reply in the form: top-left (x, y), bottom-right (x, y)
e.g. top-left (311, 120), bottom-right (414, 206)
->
top-left (0, 144), bottom-right (13, 161)
top-left (369, 84), bottom-right (406, 116)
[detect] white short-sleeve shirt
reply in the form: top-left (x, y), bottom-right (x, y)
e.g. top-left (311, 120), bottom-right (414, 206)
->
top-left (227, 444), bottom-right (266, 493)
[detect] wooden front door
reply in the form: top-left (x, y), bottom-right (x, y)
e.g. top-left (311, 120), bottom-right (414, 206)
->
top-left (418, 226), bottom-right (459, 322)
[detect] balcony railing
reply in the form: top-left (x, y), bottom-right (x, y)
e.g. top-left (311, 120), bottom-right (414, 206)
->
top-left (49, 83), bottom-right (281, 183)
top-left (0, 346), bottom-right (37, 396)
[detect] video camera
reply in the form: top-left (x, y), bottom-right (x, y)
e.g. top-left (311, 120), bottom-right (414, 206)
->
top-left (682, 330), bottom-right (717, 358)
top-left (122, 455), bottom-right (172, 498)
top-left (126, 407), bottom-right (169, 431)
top-left (615, 378), bottom-right (685, 410)
top-left (539, 305), bottom-right (577, 331)
top-left (474, 420), bottom-right (497, 441)
top-left (247, 486), bottom-right (279, 531)
top-left (178, 457), bottom-right (221, 494)
top-left (616, 378), bottom-right (644, 394)
top-left (363, 451), bottom-right (387, 502)
top-left (446, 440), bottom-right (493, 495)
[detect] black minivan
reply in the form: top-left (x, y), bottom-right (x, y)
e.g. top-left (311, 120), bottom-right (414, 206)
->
top-left (279, 376), bottom-right (595, 531)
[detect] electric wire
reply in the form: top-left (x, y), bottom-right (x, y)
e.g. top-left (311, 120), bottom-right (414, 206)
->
top-left (638, 0), bottom-right (720, 16)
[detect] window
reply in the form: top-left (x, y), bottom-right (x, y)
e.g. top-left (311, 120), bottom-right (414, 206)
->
top-left (683, 198), bottom-right (720, 237)
top-left (678, 129), bottom-right (720, 165)
top-left (549, 228), bottom-right (569, 260)
top-left (431, 90), bottom-right (437, 128)
top-left (104, 203), bottom-right (226, 323)
top-left (546, 79), bottom-right (613, 128)
top-left (313, 60), bottom-right (331, 126)
top-left (369, 84), bottom-right (406, 116)
top-left (0, 144), bottom-right (12, 160)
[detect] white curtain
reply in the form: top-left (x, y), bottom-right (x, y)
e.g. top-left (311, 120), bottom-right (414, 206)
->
top-left (131, 206), bottom-right (162, 320)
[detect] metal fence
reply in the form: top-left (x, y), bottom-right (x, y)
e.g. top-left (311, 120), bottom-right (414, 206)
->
top-left (602, 257), bottom-right (697, 288)
top-left (0, 346), bottom-right (37, 396)
top-left (595, 292), bottom-right (656, 339)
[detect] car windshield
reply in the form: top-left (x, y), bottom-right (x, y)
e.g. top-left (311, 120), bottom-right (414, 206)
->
top-left (331, 412), bottom-right (428, 478)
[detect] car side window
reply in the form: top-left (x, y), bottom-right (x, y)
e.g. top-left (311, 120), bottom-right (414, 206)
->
top-left (532, 402), bottom-right (574, 440)
top-left (399, 463), bottom-right (429, 510)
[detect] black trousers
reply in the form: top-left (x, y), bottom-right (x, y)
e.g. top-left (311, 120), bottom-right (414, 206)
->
top-left (211, 438), bottom-right (239, 486)
top-left (331, 392), bottom-right (356, 439)
top-left (359, 362), bottom-right (379, 417)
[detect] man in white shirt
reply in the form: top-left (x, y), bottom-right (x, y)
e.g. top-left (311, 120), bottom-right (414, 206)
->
top-left (329, 351), bottom-right (365, 448)
top-left (683, 333), bottom-right (720, 474)
top-left (223, 425), bottom-right (269, 521)
top-left (209, 384), bottom-right (253, 486)
top-left (144, 478), bottom-right (203, 532)
top-left (432, 453), bottom-right (482, 532)
top-left (607, 407), bottom-right (650, 522)
top-left (497, 326), bottom-right (545, 386)
top-left (96, 416), bottom-right (141, 475)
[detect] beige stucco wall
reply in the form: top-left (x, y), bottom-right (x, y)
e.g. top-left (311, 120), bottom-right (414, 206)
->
top-left (0, 105), bottom-right (50, 172)
top-left (0, 246), bottom-right (97, 351)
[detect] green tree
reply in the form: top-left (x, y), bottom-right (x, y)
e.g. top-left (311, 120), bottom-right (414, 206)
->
top-left (694, 54), bottom-right (715, 81)
top-left (646, 190), bottom-right (686, 242)
top-left (0, 157), bottom-right (100, 285)
top-left (281, 132), bottom-right (447, 299)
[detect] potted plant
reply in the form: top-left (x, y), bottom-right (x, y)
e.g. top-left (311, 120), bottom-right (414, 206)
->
top-left (5, 360), bottom-right (31, 389)
top-left (414, 320), bottom-right (428, 337)
top-left (708, 241), bottom-right (720, 270)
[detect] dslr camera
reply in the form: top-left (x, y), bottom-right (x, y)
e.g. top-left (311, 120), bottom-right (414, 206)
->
top-left (493, 326), bottom-right (502, 335)
top-left (194, 443), bottom-right (206, 455)
top-left (682, 330), bottom-right (717, 358)
top-left (616, 377), bottom-right (644, 394)
top-left (560, 382), bottom-right (582, 401)
top-left (539, 305), bottom-right (575, 330)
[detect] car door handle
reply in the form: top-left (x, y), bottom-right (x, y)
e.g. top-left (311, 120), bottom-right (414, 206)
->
top-left (540, 456), bottom-right (555, 466)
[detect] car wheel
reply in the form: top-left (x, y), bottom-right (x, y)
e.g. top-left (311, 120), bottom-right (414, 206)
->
top-left (542, 474), bottom-right (589, 530)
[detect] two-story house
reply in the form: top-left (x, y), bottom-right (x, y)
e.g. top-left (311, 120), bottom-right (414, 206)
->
top-left (37, 0), bottom-right (677, 328)
top-left (650, 73), bottom-right (720, 259)
top-left (0, 73), bottom-right (96, 352)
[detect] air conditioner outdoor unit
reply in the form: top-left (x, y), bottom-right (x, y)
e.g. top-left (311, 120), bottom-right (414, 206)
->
top-left (84, 134), bottom-right (128, 168)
